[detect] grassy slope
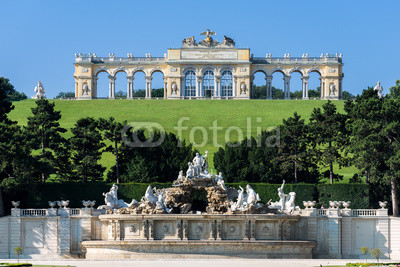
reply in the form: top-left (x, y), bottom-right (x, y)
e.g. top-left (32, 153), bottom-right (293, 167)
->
top-left (8, 99), bottom-right (355, 181)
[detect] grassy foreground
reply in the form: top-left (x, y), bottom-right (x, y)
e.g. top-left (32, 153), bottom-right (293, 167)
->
top-left (8, 99), bottom-right (355, 181)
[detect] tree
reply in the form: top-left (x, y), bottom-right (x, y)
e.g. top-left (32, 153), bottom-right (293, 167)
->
top-left (115, 130), bottom-right (196, 183)
top-left (7, 91), bottom-right (27, 101)
top-left (151, 88), bottom-right (164, 97)
top-left (0, 123), bottom-right (36, 216)
top-left (14, 246), bottom-right (22, 263)
top-left (133, 89), bottom-right (145, 98)
top-left (370, 248), bottom-right (382, 266)
top-left (309, 101), bottom-right (347, 183)
top-left (55, 92), bottom-right (75, 99)
top-left (389, 80), bottom-right (400, 99)
top-left (52, 139), bottom-right (74, 182)
top-left (277, 112), bottom-right (311, 183)
top-left (360, 246), bottom-right (370, 263)
top-left (115, 90), bottom-right (126, 98)
top-left (98, 117), bottom-right (125, 183)
top-left (0, 77), bottom-right (15, 124)
top-left (346, 88), bottom-right (400, 216)
top-left (70, 117), bottom-right (105, 182)
top-left (341, 90), bottom-right (355, 101)
top-left (27, 99), bottom-right (67, 182)
top-left (308, 87), bottom-right (321, 98)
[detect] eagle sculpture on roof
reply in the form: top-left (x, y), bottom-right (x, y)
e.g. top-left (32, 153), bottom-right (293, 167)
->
top-left (200, 29), bottom-right (216, 43)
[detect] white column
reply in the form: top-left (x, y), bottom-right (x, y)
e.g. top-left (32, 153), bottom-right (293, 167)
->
top-left (127, 76), bottom-right (133, 99)
top-left (320, 77), bottom-right (325, 99)
top-left (196, 76), bottom-right (202, 98)
top-left (283, 76), bottom-right (291, 100)
top-left (215, 75), bottom-right (221, 98)
top-left (266, 76), bottom-right (273, 99)
top-left (108, 76), bottom-right (116, 99)
top-left (302, 76), bottom-right (309, 100)
top-left (145, 76), bottom-right (152, 99)
top-left (233, 77), bottom-right (237, 97)
top-left (164, 81), bottom-right (167, 99)
top-left (92, 78), bottom-right (98, 98)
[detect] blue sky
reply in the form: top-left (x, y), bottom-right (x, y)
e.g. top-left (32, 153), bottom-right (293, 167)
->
top-left (1, 0), bottom-right (399, 98)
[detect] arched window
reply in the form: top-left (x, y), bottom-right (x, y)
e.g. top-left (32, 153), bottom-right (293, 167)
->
top-left (202, 70), bottom-right (214, 97)
top-left (221, 70), bottom-right (233, 97)
top-left (184, 70), bottom-right (196, 97)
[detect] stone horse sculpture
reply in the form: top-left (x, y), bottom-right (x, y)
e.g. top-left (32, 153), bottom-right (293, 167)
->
top-left (141, 185), bottom-right (158, 204)
top-left (269, 180), bottom-right (299, 214)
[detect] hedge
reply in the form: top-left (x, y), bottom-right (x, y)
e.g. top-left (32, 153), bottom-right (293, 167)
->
top-left (317, 183), bottom-right (370, 209)
top-left (4, 182), bottom-right (371, 211)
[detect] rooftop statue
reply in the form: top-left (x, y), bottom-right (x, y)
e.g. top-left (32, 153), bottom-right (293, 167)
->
top-left (200, 29), bottom-right (216, 43)
top-left (374, 81), bottom-right (383, 99)
top-left (32, 81), bottom-right (46, 99)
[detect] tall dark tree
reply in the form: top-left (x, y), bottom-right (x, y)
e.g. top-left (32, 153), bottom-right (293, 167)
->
top-left (70, 117), bottom-right (105, 182)
top-left (309, 100), bottom-right (347, 183)
top-left (114, 130), bottom-right (196, 183)
top-left (98, 117), bottom-right (125, 184)
top-left (277, 112), bottom-right (310, 183)
top-left (0, 123), bottom-right (36, 216)
top-left (52, 139), bottom-right (74, 182)
top-left (346, 88), bottom-right (400, 216)
top-left (27, 99), bottom-right (67, 182)
top-left (0, 77), bottom-right (15, 124)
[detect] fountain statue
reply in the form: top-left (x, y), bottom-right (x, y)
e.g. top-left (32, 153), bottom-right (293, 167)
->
top-left (97, 183), bottom-right (137, 210)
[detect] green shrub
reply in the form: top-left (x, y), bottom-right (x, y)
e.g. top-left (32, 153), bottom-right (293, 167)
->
top-left (317, 183), bottom-right (369, 209)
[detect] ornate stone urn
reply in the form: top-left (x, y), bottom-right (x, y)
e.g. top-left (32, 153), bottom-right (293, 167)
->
top-left (11, 201), bottom-right (20, 208)
top-left (82, 200), bottom-right (91, 209)
top-left (58, 200), bottom-right (70, 209)
top-left (48, 201), bottom-right (57, 209)
top-left (342, 201), bottom-right (351, 209)
top-left (379, 201), bottom-right (388, 209)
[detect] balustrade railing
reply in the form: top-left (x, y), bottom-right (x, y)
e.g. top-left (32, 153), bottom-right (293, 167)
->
top-left (317, 209), bottom-right (327, 216)
top-left (21, 209), bottom-right (48, 216)
top-left (252, 57), bottom-right (342, 64)
top-left (14, 207), bottom-right (385, 217)
top-left (70, 209), bottom-right (81, 216)
top-left (351, 209), bottom-right (377, 216)
top-left (76, 56), bottom-right (165, 64)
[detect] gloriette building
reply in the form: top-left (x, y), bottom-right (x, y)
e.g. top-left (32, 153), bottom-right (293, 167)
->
top-left (74, 30), bottom-right (344, 100)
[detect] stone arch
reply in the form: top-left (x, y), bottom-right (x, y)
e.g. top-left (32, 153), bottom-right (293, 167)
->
top-left (132, 67), bottom-right (146, 76)
top-left (289, 67), bottom-right (305, 77)
top-left (182, 66), bottom-right (198, 75)
top-left (251, 68), bottom-right (268, 77)
top-left (251, 69), bottom-right (268, 99)
top-left (307, 67), bottom-right (322, 76)
top-left (151, 69), bottom-right (165, 98)
top-left (94, 67), bottom-right (111, 77)
top-left (200, 65), bottom-right (217, 75)
top-left (218, 65), bottom-right (235, 76)
top-left (112, 67), bottom-right (128, 76)
top-left (307, 68), bottom-right (323, 99)
top-left (271, 67), bottom-right (287, 76)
